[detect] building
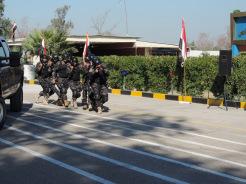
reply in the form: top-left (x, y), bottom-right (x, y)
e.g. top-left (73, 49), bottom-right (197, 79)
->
top-left (8, 35), bottom-right (179, 56)
top-left (231, 12), bottom-right (246, 54)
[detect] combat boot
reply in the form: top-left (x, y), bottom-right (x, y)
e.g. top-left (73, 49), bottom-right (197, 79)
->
top-left (35, 94), bottom-right (41, 103)
top-left (42, 96), bottom-right (49, 105)
top-left (88, 104), bottom-right (93, 111)
top-left (83, 103), bottom-right (88, 110)
top-left (73, 99), bottom-right (78, 109)
top-left (97, 107), bottom-right (102, 114)
top-left (56, 99), bottom-right (63, 106)
top-left (64, 100), bottom-right (70, 108)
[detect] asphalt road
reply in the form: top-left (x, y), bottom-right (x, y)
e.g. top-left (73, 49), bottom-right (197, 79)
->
top-left (0, 84), bottom-right (246, 184)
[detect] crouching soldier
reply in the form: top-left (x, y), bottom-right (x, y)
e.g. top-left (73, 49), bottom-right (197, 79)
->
top-left (68, 57), bottom-right (82, 109)
top-left (53, 55), bottom-right (72, 107)
top-left (89, 57), bottom-right (109, 113)
top-left (81, 59), bottom-right (91, 110)
top-left (35, 56), bottom-right (52, 104)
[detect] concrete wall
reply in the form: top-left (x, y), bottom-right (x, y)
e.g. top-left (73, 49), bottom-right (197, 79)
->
top-left (188, 50), bottom-right (219, 57)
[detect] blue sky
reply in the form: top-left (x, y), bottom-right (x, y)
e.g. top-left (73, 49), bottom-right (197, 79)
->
top-left (4, 0), bottom-right (246, 44)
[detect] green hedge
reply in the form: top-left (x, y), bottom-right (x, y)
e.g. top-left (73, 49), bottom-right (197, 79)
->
top-left (100, 55), bottom-right (246, 100)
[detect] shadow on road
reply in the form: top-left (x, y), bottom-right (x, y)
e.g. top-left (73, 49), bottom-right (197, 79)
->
top-left (0, 102), bottom-right (245, 184)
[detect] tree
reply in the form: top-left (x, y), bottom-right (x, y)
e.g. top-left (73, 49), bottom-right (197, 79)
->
top-left (23, 5), bottom-right (77, 55)
top-left (189, 41), bottom-right (196, 50)
top-left (0, 0), bottom-right (12, 39)
top-left (233, 10), bottom-right (241, 13)
top-left (215, 27), bottom-right (231, 50)
top-left (91, 10), bottom-right (117, 35)
top-left (23, 28), bottom-right (77, 55)
top-left (16, 17), bottom-right (32, 38)
top-left (22, 29), bottom-right (42, 55)
top-left (50, 5), bottom-right (73, 34)
top-left (195, 33), bottom-right (214, 51)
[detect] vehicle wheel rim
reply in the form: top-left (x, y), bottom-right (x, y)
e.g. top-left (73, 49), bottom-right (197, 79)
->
top-left (0, 103), bottom-right (3, 122)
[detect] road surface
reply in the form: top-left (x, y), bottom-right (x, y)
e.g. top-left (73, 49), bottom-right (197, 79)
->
top-left (0, 84), bottom-right (246, 184)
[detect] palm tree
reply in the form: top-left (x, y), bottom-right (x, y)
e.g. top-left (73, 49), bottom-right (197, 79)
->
top-left (23, 28), bottom-right (76, 55)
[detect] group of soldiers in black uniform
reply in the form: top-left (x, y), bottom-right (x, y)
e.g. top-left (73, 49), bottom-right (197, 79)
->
top-left (35, 53), bottom-right (109, 114)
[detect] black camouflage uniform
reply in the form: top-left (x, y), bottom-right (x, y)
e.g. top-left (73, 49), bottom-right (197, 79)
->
top-left (35, 56), bottom-right (54, 104)
top-left (81, 60), bottom-right (91, 110)
top-left (88, 58), bottom-right (109, 113)
top-left (53, 55), bottom-right (72, 107)
top-left (69, 57), bottom-right (82, 108)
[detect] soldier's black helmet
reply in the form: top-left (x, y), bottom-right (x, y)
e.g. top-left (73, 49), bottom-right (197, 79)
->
top-left (42, 58), bottom-right (48, 63)
top-left (63, 53), bottom-right (69, 59)
top-left (53, 55), bottom-right (59, 63)
top-left (91, 55), bottom-right (101, 66)
top-left (73, 57), bottom-right (78, 63)
top-left (58, 55), bottom-right (63, 61)
top-left (94, 59), bottom-right (101, 66)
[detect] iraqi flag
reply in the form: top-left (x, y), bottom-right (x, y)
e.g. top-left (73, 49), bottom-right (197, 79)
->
top-left (179, 18), bottom-right (188, 67)
top-left (12, 22), bottom-right (17, 33)
top-left (11, 22), bottom-right (17, 40)
top-left (83, 33), bottom-right (90, 61)
top-left (41, 39), bottom-right (47, 56)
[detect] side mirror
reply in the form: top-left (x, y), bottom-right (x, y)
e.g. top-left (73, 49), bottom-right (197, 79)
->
top-left (9, 52), bottom-right (21, 67)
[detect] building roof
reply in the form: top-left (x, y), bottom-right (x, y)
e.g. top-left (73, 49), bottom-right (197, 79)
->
top-left (67, 35), bottom-right (139, 43)
top-left (134, 41), bottom-right (178, 49)
top-left (7, 35), bottom-right (178, 49)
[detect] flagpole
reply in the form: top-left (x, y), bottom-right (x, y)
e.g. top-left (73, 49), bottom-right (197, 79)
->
top-left (183, 62), bottom-right (187, 96)
top-left (180, 18), bottom-right (187, 97)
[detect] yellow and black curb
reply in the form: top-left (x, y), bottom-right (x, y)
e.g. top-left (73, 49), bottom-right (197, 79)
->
top-left (109, 89), bottom-right (246, 109)
top-left (24, 80), bottom-right (246, 109)
top-left (24, 80), bottom-right (39, 85)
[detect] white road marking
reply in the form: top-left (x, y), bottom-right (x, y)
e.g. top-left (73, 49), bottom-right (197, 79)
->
top-left (24, 111), bottom-right (246, 156)
top-left (6, 126), bottom-right (189, 184)
top-left (8, 115), bottom-right (246, 183)
top-left (32, 103), bottom-right (246, 146)
top-left (0, 138), bottom-right (115, 184)
top-left (16, 113), bottom-right (246, 169)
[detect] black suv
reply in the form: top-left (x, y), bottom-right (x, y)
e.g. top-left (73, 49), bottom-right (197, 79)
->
top-left (0, 37), bottom-right (24, 129)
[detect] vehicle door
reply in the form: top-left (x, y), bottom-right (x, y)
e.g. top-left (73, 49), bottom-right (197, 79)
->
top-left (0, 40), bottom-right (14, 98)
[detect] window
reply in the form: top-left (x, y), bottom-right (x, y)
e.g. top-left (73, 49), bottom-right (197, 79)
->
top-left (1, 40), bottom-right (9, 57)
top-left (0, 42), bottom-right (9, 66)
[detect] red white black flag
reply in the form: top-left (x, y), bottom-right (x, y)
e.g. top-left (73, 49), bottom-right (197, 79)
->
top-left (11, 22), bottom-right (17, 41)
top-left (179, 18), bottom-right (188, 67)
top-left (83, 33), bottom-right (90, 61)
top-left (12, 22), bottom-right (17, 32)
top-left (41, 39), bottom-right (47, 56)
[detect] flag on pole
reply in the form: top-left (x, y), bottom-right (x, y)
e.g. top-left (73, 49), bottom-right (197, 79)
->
top-left (179, 18), bottom-right (188, 67)
top-left (83, 33), bottom-right (90, 61)
top-left (12, 22), bottom-right (17, 33)
top-left (41, 39), bottom-right (47, 56)
top-left (11, 22), bottom-right (17, 41)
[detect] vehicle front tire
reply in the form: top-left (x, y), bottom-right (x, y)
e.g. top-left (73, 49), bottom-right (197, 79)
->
top-left (0, 97), bottom-right (6, 130)
top-left (10, 87), bottom-right (23, 112)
